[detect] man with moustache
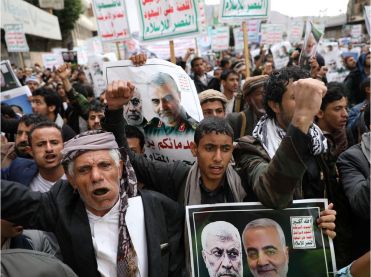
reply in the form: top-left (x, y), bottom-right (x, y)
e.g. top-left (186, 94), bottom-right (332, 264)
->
top-left (1, 114), bottom-right (49, 168)
top-left (144, 72), bottom-right (197, 163)
top-left (242, 218), bottom-right (289, 277)
top-left (1, 121), bottom-right (66, 190)
top-left (87, 103), bottom-right (105, 130)
top-left (201, 221), bottom-right (243, 277)
top-left (1, 129), bottom-right (185, 276)
top-left (145, 72), bottom-right (197, 132)
top-left (234, 67), bottom-right (351, 267)
top-left (123, 88), bottom-right (146, 127)
top-left (227, 75), bottom-right (268, 140)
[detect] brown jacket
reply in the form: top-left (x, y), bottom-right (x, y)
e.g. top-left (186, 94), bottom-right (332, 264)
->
top-left (233, 124), bottom-right (353, 268)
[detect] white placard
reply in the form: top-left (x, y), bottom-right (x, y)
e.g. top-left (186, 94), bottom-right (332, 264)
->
top-left (92, 0), bottom-right (131, 42)
top-left (219, 0), bottom-right (270, 21)
top-left (260, 24), bottom-right (283, 45)
top-left (38, 0), bottom-right (64, 10)
top-left (4, 24), bottom-right (29, 52)
top-left (211, 26), bottom-right (230, 51)
top-left (137, 0), bottom-right (200, 41)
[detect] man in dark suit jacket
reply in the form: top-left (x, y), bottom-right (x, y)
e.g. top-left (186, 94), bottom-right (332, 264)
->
top-left (1, 129), bottom-right (185, 276)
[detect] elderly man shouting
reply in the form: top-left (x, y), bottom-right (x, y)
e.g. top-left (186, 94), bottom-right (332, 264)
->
top-left (1, 116), bottom-right (185, 275)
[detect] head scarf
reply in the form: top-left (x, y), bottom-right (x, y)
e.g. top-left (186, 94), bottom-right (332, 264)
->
top-left (61, 130), bottom-right (118, 165)
top-left (61, 130), bottom-right (139, 276)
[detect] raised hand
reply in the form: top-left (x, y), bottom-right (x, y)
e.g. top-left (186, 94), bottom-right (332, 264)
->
top-left (56, 63), bottom-right (72, 80)
top-left (129, 53), bottom-right (147, 66)
top-left (291, 78), bottom-right (327, 133)
top-left (106, 80), bottom-right (135, 110)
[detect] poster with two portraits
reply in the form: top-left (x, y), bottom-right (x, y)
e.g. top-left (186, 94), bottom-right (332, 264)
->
top-left (103, 59), bottom-right (203, 165)
top-left (187, 199), bottom-right (336, 277)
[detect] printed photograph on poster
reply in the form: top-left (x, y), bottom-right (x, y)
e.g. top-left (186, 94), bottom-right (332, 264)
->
top-left (1, 60), bottom-right (21, 92)
top-left (87, 54), bottom-right (114, 97)
top-left (187, 199), bottom-right (336, 277)
top-left (318, 42), bottom-right (349, 82)
top-left (104, 59), bottom-right (203, 165)
top-left (271, 41), bottom-right (292, 69)
top-left (1, 86), bottom-right (33, 114)
top-left (61, 51), bottom-right (78, 65)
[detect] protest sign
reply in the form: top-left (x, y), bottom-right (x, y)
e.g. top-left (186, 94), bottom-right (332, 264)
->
top-left (4, 24), bottom-right (29, 53)
top-left (197, 0), bottom-right (208, 33)
top-left (197, 33), bottom-right (212, 55)
top-left (0, 60), bottom-right (21, 92)
top-left (299, 21), bottom-right (324, 70)
top-left (75, 46), bottom-right (89, 66)
top-left (211, 26), bottom-right (230, 51)
top-left (219, 0), bottom-right (270, 21)
top-left (87, 54), bottom-right (112, 97)
top-left (288, 19), bottom-right (304, 44)
top-left (145, 38), bottom-right (197, 60)
top-left (1, 86), bottom-right (32, 114)
top-left (318, 42), bottom-right (349, 82)
top-left (233, 20), bottom-right (260, 50)
top-left (104, 59), bottom-right (203, 165)
top-left (260, 24), bottom-right (284, 45)
top-left (187, 199), bottom-right (336, 277)
top-left (41, 53), bottom-right (64, 70)
top-left (365, 6), bottom-right (371, 36)
top-left (92, 0), bottom-right (130, 42)
top-left (271, 41), bottom-right (292, 69)
top-left (61, 51), bottom-right (78, 65)
top-left (350, 24), bottom-right (363, 39)
top-left (137, 0), bottom-right (200, 41)
top-left (84, 37), bottom-right (104, 56)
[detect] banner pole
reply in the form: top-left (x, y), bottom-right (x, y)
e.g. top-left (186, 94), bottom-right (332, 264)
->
top-left (19, 52), bottom-right (25, 69)
top-left (242, 21), bottom-right (251, 78)
top-left (169, 40), bottom-right (176, 64)
top-left (194, 38), bottom-right (199, 56)
top-left (115, 42), bottom-right (121, 60)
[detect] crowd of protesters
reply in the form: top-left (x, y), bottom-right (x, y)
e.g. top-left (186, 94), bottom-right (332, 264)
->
top-left (1, 39), bottom-right (370, 277)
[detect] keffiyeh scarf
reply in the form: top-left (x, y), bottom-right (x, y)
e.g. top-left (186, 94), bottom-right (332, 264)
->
top-left (252, 114), bottom-right (328, 159)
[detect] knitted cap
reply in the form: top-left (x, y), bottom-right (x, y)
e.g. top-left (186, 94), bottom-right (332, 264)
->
top-left (242, 75), bottom-right (268, 96)
top-left (198, 89), bottom-right (227, 105)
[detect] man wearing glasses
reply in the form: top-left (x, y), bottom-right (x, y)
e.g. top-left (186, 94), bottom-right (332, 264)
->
top-left (201, 221), bottom-right (243, 277)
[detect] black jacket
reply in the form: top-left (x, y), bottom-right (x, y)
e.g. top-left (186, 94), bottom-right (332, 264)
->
top-left (337, 144), bottom-right (370, 259)
top-left (1, 180), bottom-right (185, 277)
top-left (191, 74), bottom-right (220, 93)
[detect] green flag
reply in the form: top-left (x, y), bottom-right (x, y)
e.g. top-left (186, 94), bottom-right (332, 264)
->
top-left (310, 21), bottom-right (324, 43)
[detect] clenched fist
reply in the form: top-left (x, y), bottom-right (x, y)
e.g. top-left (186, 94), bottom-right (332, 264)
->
top-left (291, 78), bottom-right (327, 133)
top-left (106, 80), bottom-right (135, 110)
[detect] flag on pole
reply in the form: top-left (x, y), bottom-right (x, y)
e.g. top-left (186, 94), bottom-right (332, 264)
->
top-left (298, 21), bottom-right (324, 70)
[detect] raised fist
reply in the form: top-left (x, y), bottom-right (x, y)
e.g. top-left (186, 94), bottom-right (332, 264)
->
top-left (106, 80), bottom-right (135, 110)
